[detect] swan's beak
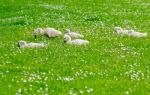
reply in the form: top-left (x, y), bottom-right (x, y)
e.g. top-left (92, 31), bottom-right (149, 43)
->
top-left (34, 34), bottom-right (37, 39)
top-left (18, 42), bottom-right (20, 47)
top-left (64, 40), bottom-right (67, 43)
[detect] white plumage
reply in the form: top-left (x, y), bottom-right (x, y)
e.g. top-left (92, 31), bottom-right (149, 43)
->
top-left (115, 27), bottom-right (147, 38)
top-left (128, 30), bottom-right (147, 38)
top-left (65, 29), bottom-right (84, 38)
top-left (34, 27), bottom-right (62, 38)
top-left (115, 27), bottom-right (129, 35)
top-left (64, 34), bottom-right (89, 45)
top-left (18, 40), bottom-right (46, 48)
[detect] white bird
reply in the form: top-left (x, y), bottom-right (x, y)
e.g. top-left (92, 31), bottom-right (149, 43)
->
top-left (18, 40), bottom-right (46, 48)
top-left (115, 27), bottom-right (147, 38)
top-left (115, 27), bottom-right (129, 35)
top-left (65, 29), bottom-right (84, 38)
top-left (64, 34), bottom-right (89, 45)
top-left (34, 28), bottom-right (62, 39)
top-left (128, 30), bottom-right (147, 38)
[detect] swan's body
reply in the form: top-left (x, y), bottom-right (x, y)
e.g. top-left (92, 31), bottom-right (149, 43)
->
top-left (128, 30), bottom-right (147, 38)
top-left (34, 28), bottom-right (62, 38)
top-left (18, 40), bottom-right (46, 48)
top-left (64, 34), bottom-right (89, 45)
top-left (115, 27), bottom-right (147, 38)
top-left (65, 29), bottom-right (84, 38)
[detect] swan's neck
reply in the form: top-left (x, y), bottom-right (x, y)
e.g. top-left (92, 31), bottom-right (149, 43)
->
top-left (67, 37), bottom-right (72, 44)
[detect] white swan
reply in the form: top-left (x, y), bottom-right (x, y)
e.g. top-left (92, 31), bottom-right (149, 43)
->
top-left (64, 34), bottom-right (89, 45)
top-left (65, 29), bottom-right (84, 38)
top-left (115, 27), bottom-right (129, 35)
top-left (18, 40), bottom-right (46, 48)
top-left (115, 27), bottom-right (147, 38)
top-left (34, 28), bottom-right (62, 39)
top-left (128, 30), bottom-right (147, 38)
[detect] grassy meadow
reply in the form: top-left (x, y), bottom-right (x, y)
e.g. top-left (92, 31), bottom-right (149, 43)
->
top-left (0, 0), bottom-right (150, 95)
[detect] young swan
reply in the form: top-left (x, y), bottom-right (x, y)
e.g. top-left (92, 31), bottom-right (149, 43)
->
top-left (64, 34), bottom-right (89, 45)
top-left (115, 27), bottom-right (147, 38)
top-left (18, 40), bottom-right (46, 48)
top-left (34, 28), bottom-right (62, 39)
top-left (128, 30), bottom-right (147, 38)
top-left (115, 27), bottom-right (129, 35)
top-left (65, 29), bottom-right (84, 38)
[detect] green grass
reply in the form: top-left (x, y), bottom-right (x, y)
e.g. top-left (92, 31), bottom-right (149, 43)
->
top-left (0, 0), bottom-right (150, 95)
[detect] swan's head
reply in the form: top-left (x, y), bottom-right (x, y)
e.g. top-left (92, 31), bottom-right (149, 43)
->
top-left (18, 40), bottom-right (27, 47)
top-left (34, 28), bottom-right (43, 39)
top-left (115, 27), bottom-right (123, 33)
top-left (65, 29), bottom-right (71, 33)
top-left (64, 34), bottom-right (71, 43)
top-left (128, 30), bottom-right (134, 34)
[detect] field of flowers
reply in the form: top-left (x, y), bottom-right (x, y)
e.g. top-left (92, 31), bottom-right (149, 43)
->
top-left (0, 0), bottom-right (150, 95)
